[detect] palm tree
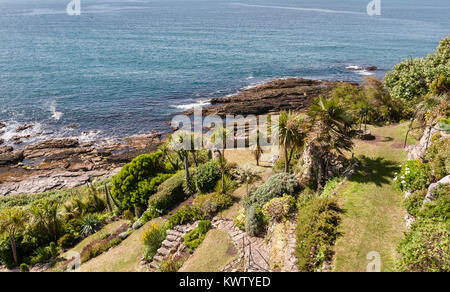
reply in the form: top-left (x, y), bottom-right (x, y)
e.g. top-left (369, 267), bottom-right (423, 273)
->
top-left (250, 130), bottom-right (264, 166)
top-left (0, 208), bottom-right (28, 265)
top-left (307, 97), bottom-right (356, 191)
top-left (211, 126), bottom-right (232, 194)
top-left (168, 131), bottom-right (192, 189)
top-left (277, 111), bottom-right (307, 173)
top-left (30, 200), bottom-right (61, 242)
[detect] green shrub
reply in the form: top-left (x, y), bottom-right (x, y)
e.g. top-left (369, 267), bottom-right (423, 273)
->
top-left (30, 242), bottom-right (59, 265)
top-left (19, 263), bottom-right (30, 272)
top-left (320, 177), bottom-right (342, 198)
top-left (245, 205), bottom-right (264, 237)
top-left (297, 187), bottom-right (317, 204)
top-left (396, 219), bottom-right (449, 272)
top-left (80, 214), bottom-right (104, 237)
top-left (147, 172), bottom-right (186, 218)
top-left (394, 160), bottom-right (432, 192)
top-left (385, 36), bottom-right (450, 103)
top-left (141, 223), bottom-right (167, 261)
top-left (158, 255), bottom-right (186, 272)
top-left (166, 206), bottom-right (205, 230)
top-left (262, 195), bottom-right (295, 222)
top-left (403, 190), bottom-right (427, 217)
top-left (245, 173), bottom-right (299, 209)
top-left (184, 220), bottom-right (211, 252)
top-left (111, 152), bottom-right (167, 211)
top-left (214, 175), bottom-right (238, 196)
top-left (419, 184), bottom-right (450, 221)
top-left (195, 161), bottom-right (221, 193)
top-left (193, 192), bottom-right (233, 218)
top-left (425, 136), bottom-right (449, 181)
top-left (57, 233), bottom-right (79, 249)
top-left (122, 210), bottom-right (135, 221)
top-left (296, 197), bottom-right (342, 272)
top-left (197, 220), bottom-right (211, 234)
top-left (234, 207), bottom-right (246, 231)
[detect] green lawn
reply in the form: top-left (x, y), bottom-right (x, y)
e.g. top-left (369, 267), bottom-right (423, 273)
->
top-left (79, 218), bottom-right (164, 272)
top-left (333, 123), bottom-right (416, 272)
top-left (179, 229), bottom-right (238, 272)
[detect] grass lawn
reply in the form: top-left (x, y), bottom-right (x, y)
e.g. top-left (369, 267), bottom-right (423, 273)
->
top-left (333, 123), bottom-right (416, 272)
top-left (79, 218), bottom-right (164, 272)
top-left (179, 229), bottom-right (239, 272)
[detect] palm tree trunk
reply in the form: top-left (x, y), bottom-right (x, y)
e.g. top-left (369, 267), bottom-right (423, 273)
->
top-left (317, 159), bottom-right (325, 192)
top-left (10, 235), bottom-right (18, 265)
top-left (184, 155), bottom-right (190, 183)
top-left (284, 144), bottom-right (289, 173)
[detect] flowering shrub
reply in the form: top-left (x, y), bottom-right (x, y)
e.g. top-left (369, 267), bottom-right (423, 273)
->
top-left (261, 195), bottom-right (295, 222)
top-left (296, 197), bottom-right (342, 272)
top-left (233, 207), bottom-right (246, 231)
top-left (142, 223), bottom-right (166, 261)
top-left (394, 160), bottom-right (432, 192)
top-left (396, 219), bottom-right (449, 272)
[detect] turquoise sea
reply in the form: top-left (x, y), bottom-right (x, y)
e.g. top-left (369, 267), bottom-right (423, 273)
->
top-left (0, 0), bottom-right (449, 142)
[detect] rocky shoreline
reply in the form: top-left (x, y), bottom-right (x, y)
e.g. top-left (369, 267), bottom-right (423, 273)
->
top-left (184, 78), bottom-right (349, 117)
top-left (1, 77), bottom-right (348, 196)
top-left (0, 134), bottom-right (162, 196)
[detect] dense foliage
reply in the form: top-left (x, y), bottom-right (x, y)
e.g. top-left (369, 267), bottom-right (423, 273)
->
top-left (112, 152), bottom-right (170, 212)
top-left (146, 172), bottom-right (187, 218)
top-left (261, 195), bottom-right (295, 222)
top-left (296, 197), bottom-right (342, 272)
top-left (142, 223), bottom-right (166, 261)
top-left (245, 173), bottom-right (299, 209)
top-left (394, 160), bottom-right (432, 192)
top-left (184, 220), bottom-right (211, 252)
top-left (195, 161), bottom-right (221, 193)
top-left (385, 36), bottom-right (450, 103)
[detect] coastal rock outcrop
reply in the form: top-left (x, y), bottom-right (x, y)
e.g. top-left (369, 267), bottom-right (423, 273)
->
top-left (0, 133), bottom-right (162, 196)
top-left (16, 123), bottom-right (34, 132)
top-left (185, 78), bottom-right (345, 117)
top-left (0, 150), bottom-right (24, 166)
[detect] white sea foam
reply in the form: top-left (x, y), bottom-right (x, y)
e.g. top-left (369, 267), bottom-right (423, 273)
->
top-left (49, 100), bottom-right (63, 121)
top-left (172, 100), bottom-right (211, 110)
top-left (346, 65), bottom-right (375, 76)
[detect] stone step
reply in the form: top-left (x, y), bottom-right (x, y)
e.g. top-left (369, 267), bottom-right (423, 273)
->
top-left (153, 255), bottom-right (164, 263)
top-left (166, 229), bottom-right (183, 237)
top-left (174, 225), bottom-right (185, 233)
top-left (162, 240), bottom-right (177, 249)
top-left (166, 234), bottom-right (179, 242)
top-left (157, 247), bottom-right (170, 256)
top-left (149, 261), bottom-right (159, 270)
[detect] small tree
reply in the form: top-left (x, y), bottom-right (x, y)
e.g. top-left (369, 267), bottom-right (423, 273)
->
top-left (307, 97), bottom-right (356, 191)
top-left (250, 130), bottom-right (264, 166)
top-left (0, 208), bottom-right (28, 266)
top-left (30, 200), bottom-right (61, 242)
top-left (168, 131), bottom-right (192, 189)
top-left (277, 111), bottom-right (307, 173)
top-left (233, 166), bottom-right (261, 197)
top-left (211, 126), bottom-right (232, 194)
